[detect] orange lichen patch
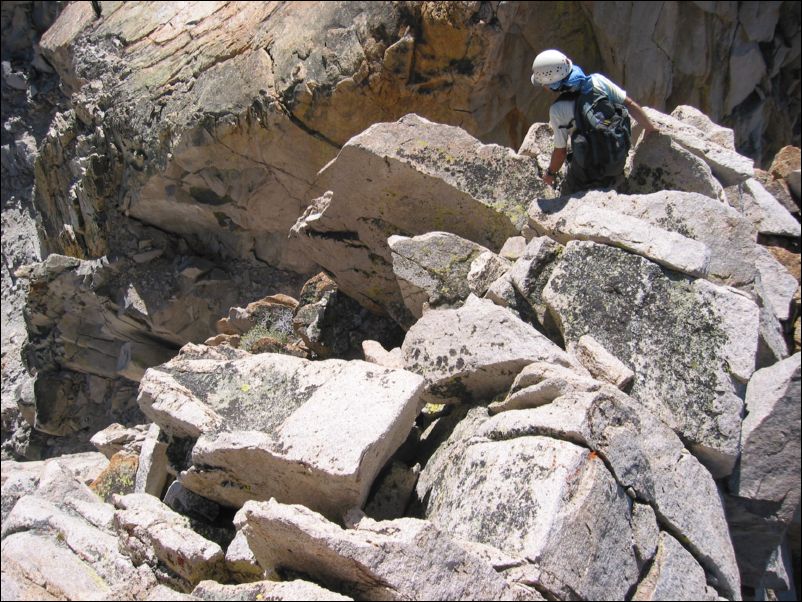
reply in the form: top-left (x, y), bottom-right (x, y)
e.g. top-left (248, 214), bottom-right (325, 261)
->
top-left (90, 451), bottom-right (139, 502)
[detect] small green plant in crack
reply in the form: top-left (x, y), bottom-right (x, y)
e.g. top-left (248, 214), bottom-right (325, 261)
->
top-left (240, 323), bottom-right (292, 353)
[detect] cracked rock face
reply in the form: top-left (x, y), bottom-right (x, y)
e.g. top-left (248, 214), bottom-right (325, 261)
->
top-left (401, 295), bottom-right (584, 403)
top-left (137, 345), bottom-right (424, 519)
top-left (235, 500), bottom-right (531, 601)
top-left (292, 114), bottom-right (546, 327)
top-left (33, 2), bottom-right (586, 271)
top-left (417, 408), bottom-right (640, 601)
top-left (543, 241), bottom-right (759, 478)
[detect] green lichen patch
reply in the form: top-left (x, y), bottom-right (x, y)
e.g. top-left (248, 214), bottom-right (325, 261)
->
top-left (546, 243), bottom-right (730, 446)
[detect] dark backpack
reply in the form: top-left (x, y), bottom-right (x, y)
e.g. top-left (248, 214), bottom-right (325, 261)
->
top-left (557, 87), bottom-right (632, 180)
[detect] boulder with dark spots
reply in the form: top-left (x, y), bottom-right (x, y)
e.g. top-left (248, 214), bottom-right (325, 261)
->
top-left (625, 132), bottom-right (725, 200)
top-left (389, 231), bottom-right (492, 318)
top-left (528, 189), bottom-right (759, 287)
top-left (235, 499), bottom-right (535, 601)
top-left (137, 344), bottom-right (424, 518)
top-left (416, 407), bottom-right (640, 601)
top-left (543, 241), bottom-right (759, 477)
top-left (291, 114), bottom-right (546, 327)
top-left (639, 107), bottom-right (754, 186)
top-left (477, 389), bottom-right (741, 600)
top-left (401, 295), bottom-right (585, 404)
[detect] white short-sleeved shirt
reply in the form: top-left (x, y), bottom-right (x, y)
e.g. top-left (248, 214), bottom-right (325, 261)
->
top-left (549, 74), bottom-right (627, 149)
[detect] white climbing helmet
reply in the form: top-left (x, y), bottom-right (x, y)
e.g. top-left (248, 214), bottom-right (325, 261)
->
top-left (531, 49), bottom-right (573, 87)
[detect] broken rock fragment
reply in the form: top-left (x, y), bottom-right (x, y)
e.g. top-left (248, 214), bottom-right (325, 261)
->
top-left (418, 416), bottom-right (639, 601)
top-left (389, 231), bottom-right (491, 318)
top-left (235, 499), bottom-right (528, 601)
top-left (291, 114), bottom-right (545, 326)
top-left (543, 241), bottom-right (758, 477)
top-left (113, 493), bottom-right (228, 588)
top-left (401, 295), bottom-right (584, 403)
top-left (138, 345), bottom-right (424, 519)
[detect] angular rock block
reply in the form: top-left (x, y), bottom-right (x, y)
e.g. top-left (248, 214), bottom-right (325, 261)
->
top-left (113, 493), bottom-right (227, 588)
top-left (401, 295), bottom-right (583, 403)
top-left (235, 499), bottom-right (522, 601)
top-left (626, 132), bottom-right (725, 200)
top-left (389, 231), bottom-right (491, 318)
top-left (528, 189), bottom-right (759, 287)
top-left (641, 107), bottom-right (753, 186)
top-left (479, 389), bottom-right (741, 600)
top-left (292, 114), bottom-right (545, 326)
top-left (138, 345), bottom-right (424, 519)
top-left (543, 241), bottom-right (759, 477)
top-left (418, 422), bottom-right (639, 601)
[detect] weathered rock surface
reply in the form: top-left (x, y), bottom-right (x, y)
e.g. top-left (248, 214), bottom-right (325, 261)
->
top-left (640, 107), bottom-right (754, 186)
top-left (33, 1), bottom-right (607, 268)
top-left (625, 132), bottom-right (725, 200)
top-left (1, 451), bottom-right (108, 521)
top-left (517, 122), bottom-right (554, 175)
top-left (529, 189), bottom-right (759, 287)
top-left (543, 241), bottom-right (759, 477)
top-left (467, 250), bottom-right (512, 297)
top-left (401, 295), bottom-right (583, 403)
top-left (235, 499), bottom-right (532, 601)
top-left (724, 178), bottom-right (802, 238)
top-left (139, 345), bottom-right (424, 518)
top-left (670, 105), bottom-right (737, 151)
top-left (113, 493), bottom-right (227, 589)
top-left (389, 232), bottom-right (491, 318)
top-left (755, 167), bottom-right (802, 222)
top-left (134, 423), bottom-right (169, 497)
top-left (569, 334), bottom-right (634, 389)
top-left (487, 362), bottom-right (600, 415)
top-left (417, 408), bottom-right (640, 601)
top-left (736, 353), bottom-right (801, 499)
top-left (725, 356), bottom-right (801, 588)
top-left (192, 579), bottom-right (353, 601)
top-left (632, 532), bottom-right (718, 601)
top-left (292, 114), bottom-right (545, 326)
top-left (755, 245), bottom-right (799, 322)
top-left (1, 0), bottom-right (65, 462)
top-left (561, 204), bottom-right (713, 277)
top-left (507, 236), bottom-right (564, 332)
top-left (477, 389), bottom-right (741, 599)
top-left (2, 461), bottom-right (158, 599)
top-left (90, 422), bottom-right (149, 458)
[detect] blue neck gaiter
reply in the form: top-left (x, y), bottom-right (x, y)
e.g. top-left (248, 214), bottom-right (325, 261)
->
top-left (550, 65), bottom-right (592, 94)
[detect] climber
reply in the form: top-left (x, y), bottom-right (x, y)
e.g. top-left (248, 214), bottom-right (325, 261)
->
top-left (531, 49), bottom-right (658, 195)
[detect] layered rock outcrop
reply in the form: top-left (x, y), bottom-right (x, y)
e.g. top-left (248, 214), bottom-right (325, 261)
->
top-left (2, 2), bottom-right (801, 601)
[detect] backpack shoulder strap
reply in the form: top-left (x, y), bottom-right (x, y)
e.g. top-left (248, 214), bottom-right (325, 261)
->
top-left (552, 91), bottom-right (579, 130)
